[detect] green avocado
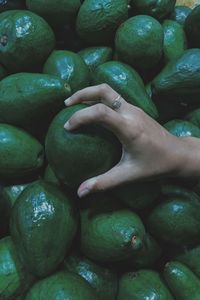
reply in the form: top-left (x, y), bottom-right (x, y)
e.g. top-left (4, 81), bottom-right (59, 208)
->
top-left (80, 198), bottom-right (146, 263)
top-left (185, 108), bottom-right (200, 128)
top-left (45, 104), bottom-right (121, 188)
top-left (118, 270), bottom-right (173, 300)
top-left (170, 6), bottom-right (192, 26)
top-left (26, 0), bottom-right (81, 27)
top-left (25, 271), bottom-right (98, 300)
top-left (78, 47), bottom-right (113, 73)
top-left (93, 61), bottom-right (159, 119)
top-left (163, 20), bottom-right (187, 63)
top-left (0, 10), bottom-right (55, 73)
top-left (64, 255), bottom-right (118, 300)
top-left (176, 245), bottom-right (200, 278)
top-left (44, 165), bottom-right (59, 185)
top-left (0, 73), bottom-right (71, 129)
top-left (43, 50), bottom-right (90, 94)
top-left (10, 181), bottom-right (78, 278)
top-left (115, 15), bottom-right (163, 70)
top-left (152, 49), bottom-right (200, 99)
top-left (148, 195), bottom-right (200, 246)
top-left (164, 119), bottom-right (200, 137)
top-left (161, 184), bottom-right (200, 201)
top-left (0, 0), bottom-right (25, 12)
top-left (130, 0), bottom-right (176, 20)
top-left (164, 261), bottom-right (200, 300)
top-left (0, 236), bottom-right (34, 300)
top-left (0, 124), bottom-right (44, 179)
top-left (113, 181), bottom-right (160, 211)
top-left (184, 5), bottom-right (200, 48)
top-left (0, 63), bottom-right (7, 80)
top-left (76, 0), bottom-right (128, 45)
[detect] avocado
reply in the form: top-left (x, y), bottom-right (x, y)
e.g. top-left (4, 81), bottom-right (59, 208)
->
top-left (170, 6), bottom-right (192, 25)
top-left (148, 195), bottom-right (200, 246)
top-left (26, 0), bottom-right (81, 27)
top-left (0, 124), bottom-right (44, 179)
top-left (0, 0), bottom-right (25, 12)
top-left (43, 50), bottom-right (90, 94)
top-left (80, 197), bottom-right (146, 263)
top-left (0, 63), bottom-right (7, 80)
top-left (161, 184), bottom-right (200, 201)
top-left (64, 255), bottom-right (118, 300)
top-left (10, 181), bottom-right (78, 277)
top-left (78, 47), bottom-right (113, 73)
top-left (93, 61), bottom-right (159, 119)
top-left (176, 246), bottom-right (200, 278)
top-left (163, 20), bottom-right (187, 63)
top-left (44, 165), bottom-right (59, 185)
top-left (113, 181), bottom-right (160, 211)
top-left (76, 0), bottom-right (128, 45)
top-left (184, 5), bottom-right (200, 48)
top-left (152, 49), bottom-right (200, 99)
top-left (0, 236), bottom-right (34, 300)
top-left (0, 73), bottom-right (71, 129)
top-left (185, 108), bottom-right (200, 128)
top-left (130, 0), bottom-right (176, 20)
top-left (25, 271), bottom-right (98, 300)
top-left (118, 270), bottom-right (173, 300)
top-left (164, 119), bottom-right (200, 137)
top-left (164, 261), bottom-right (200, 300)
top-left (45, 104), bottom-right (121, 188)
top-left (0, 10), bottom-right (55, 73)
top-left (115, 15), bottom-right (163, 70)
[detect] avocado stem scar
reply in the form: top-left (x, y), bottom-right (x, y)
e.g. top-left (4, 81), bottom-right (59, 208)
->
top-left (0, 34), bottom-right (8, 46)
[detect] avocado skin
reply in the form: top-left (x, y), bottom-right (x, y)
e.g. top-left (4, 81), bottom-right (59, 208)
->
top-left (185, 108), bottom-right (200, 128)
top-left (26, 0), bottom-right (81, 27)
top-left (0, 73), bottom-right (71, 129)
top-left (185, 5), bottom-right (200, 48)
top-left (0, 10), bottom-right (55, 73)
top-left (0, 124), bottom-right (44, 179)
top-left (0, 63), bottom-right (7, 80)
top-left (118, 270), bottom-right (173, 300)
top-left (164, 119), bottom-right (200, 137)
top-left (43, 50), bottom-right (90, 94)
top-left (170, 6), bottom-right (192, 25)
top-left (44, 165), bottom-right (59, 185)
top-left (0, 0), bottom-right (25, 12)
top-left (0, 236), bottom-right (34, 300)
top-left (76, 0), bottom-right (128, 45)
top-left (152, 49), bottom-right (200, 98)
top-left (163, 20), bottom-right (187, 63)
top-left (93, 61), bottom-right (159, 119)
top-left (64, 255), bottom-right (118, 300)
top-left (115, 15), bottom-right (163, 70)
top-left (78, 47), bottom-right (113, 73)
top-left (176, 246), bottom-right (200, 278)
top-left (45, 104), bottom-right (121, 188)
top-left (148, 195), bottom-right (200, 246)
top-left (25, 271), bottom-right (98, 300)
top-left (164, 261), bottom-right (200, 300)
top-left (10, 181), bottom-right (78, 278)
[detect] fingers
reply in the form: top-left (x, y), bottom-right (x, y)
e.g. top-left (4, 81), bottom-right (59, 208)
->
top-left (64, 84), bottom-right (127, 112)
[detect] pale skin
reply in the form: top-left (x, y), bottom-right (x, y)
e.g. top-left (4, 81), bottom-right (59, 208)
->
top-left (64, 84), bottom-right (200, 198)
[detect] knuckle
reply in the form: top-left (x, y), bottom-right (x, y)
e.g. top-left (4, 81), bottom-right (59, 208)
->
top-left (95, 103), bottom-right (109, 121)
top-left (99, 83), bottom-right (110, 95)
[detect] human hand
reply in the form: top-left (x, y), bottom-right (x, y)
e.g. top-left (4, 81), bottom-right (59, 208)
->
top-left (64, 84), bottom-right (194, 198)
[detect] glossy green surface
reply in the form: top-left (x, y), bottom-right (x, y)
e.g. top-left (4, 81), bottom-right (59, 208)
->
top-left (164, 261), bottom-right (200, 300)
top-left (152, 49), bottom-right (200, 98)
top-left (25, 271), bottom-right (98, 300)
top-left (176, 246), bottom-right (200, 278)
top-left (26, 0), bottom-right (81, 26)
top-left (43, 50), bottom-right (90, 93)
top-left (148, 196), bottom-right (200, 246)
top-left (114, 181), bottom-right (160, 211)
top-left (93, 61), bottom-right (159, 119)
top-left (45, 105), bottom-right (121, 188)
top-left (115, 15), bottom-right (163, 70)
top-left (170, 6), bottom-right (192, 26)
top-left (76, 0), bottom-right (128, 45)
top-left (0, 0), bottom-right (25, 12)
top-left (78, 47), bottom-right (113, 73)
top-left (44, 165), bottom-right (59, 185)
top-left (118, 270), bottom-right (173, 300)
top-left (0, 10), bottom-right (55, 73)
top-left (0, 124), bottom-right (44, 179)
top-left (0, 236), bottom-right (34, 300)
top-left (80, 199), bottom-right (146, 262)
top-left (0, 63), bottom-right (7, 80)
top-left (185, 108), bottom-right (200, 128)
top-left (163, 20), bottom-right (187, 63)
top-left (184, 5), bottom-right (200, 48)
top-left (0, 73), bottom-right (71, 129)
top-left (64, 255), bottom-right (118, 300)
top-left (164, 119), bottom-right (200, 137)
top-left (10, 181), bottom-right (78, 277)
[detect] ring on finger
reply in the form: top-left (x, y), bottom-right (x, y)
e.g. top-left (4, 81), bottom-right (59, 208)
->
top-left (111, 94), bottom-right (122, 111)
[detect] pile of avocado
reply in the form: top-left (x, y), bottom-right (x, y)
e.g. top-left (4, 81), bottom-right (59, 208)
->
top-left (1, 0), bottom-right (200, 299)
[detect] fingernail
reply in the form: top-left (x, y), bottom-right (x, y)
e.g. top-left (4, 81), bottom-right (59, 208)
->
top-left (78, 188), bottom-right (90, 198)
top-left (64, 98), bottom-right (72, 106)
top-left (64, 121), bottom-right (71, 130)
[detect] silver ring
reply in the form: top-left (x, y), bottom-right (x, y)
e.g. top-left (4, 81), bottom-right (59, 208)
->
top-left (111, 95), bottom-right (122, 110)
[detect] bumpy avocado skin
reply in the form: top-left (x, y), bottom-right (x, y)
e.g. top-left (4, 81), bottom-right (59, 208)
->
top-left (170, 6), bottom-right (192, 25)
top-left (184, 5), bottom-right (200, 48)
top-left (164, 119), bottom-right (200, 137)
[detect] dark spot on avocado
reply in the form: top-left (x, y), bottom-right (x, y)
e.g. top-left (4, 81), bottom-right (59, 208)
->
top-left (0, 34), bottom-right (8, 46)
